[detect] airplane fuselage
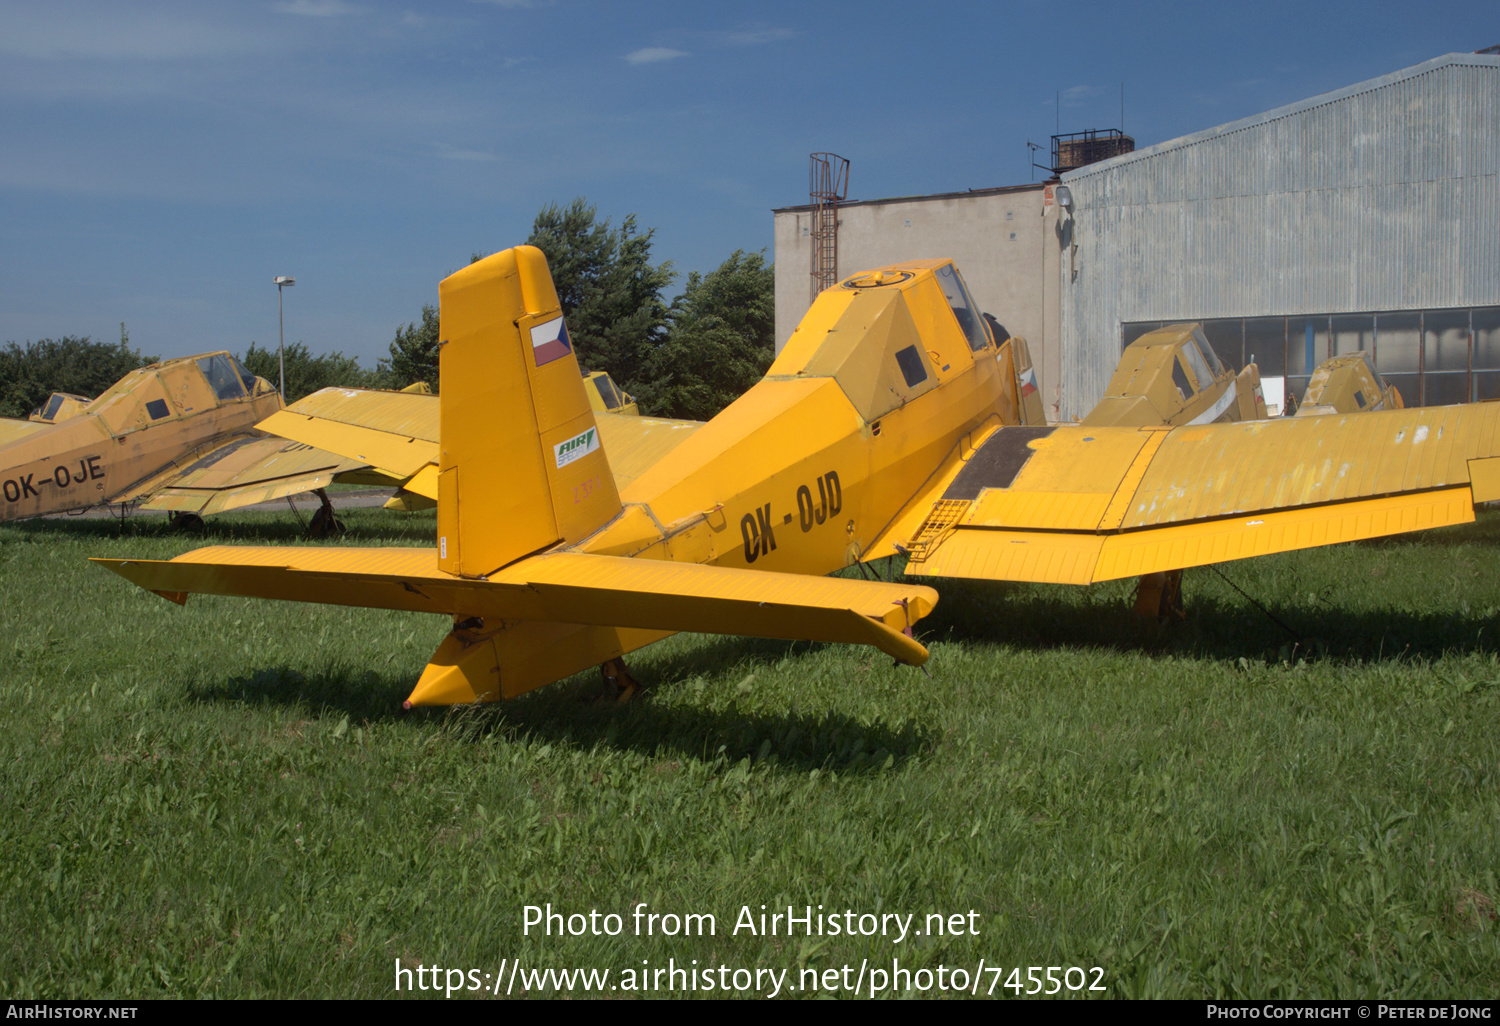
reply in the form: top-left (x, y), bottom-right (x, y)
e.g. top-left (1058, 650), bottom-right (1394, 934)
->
top-left (0, 356), bottom-right (281, 521)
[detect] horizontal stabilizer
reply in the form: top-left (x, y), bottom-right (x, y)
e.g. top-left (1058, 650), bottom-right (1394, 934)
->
top-left (93, 547), bottom-right (938, 665)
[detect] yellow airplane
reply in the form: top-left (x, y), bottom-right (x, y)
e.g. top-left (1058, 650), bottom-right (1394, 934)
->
top-left (1293, 351), bottom-right (1404, 417)
top-left (1078, 326), bottom-right (1400, 616)
top-left (0, 352), bottom-right (374, 524)
top-left (0, 349), bottom-right (641, 527)
top-left (1083, 323), bottom-right (1267, 427)
top-left (96, 246), bottom-right (1500, 709)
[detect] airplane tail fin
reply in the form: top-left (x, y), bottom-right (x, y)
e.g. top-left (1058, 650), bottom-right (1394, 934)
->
top-left (435, 246), bottom-right (622, 577)
top-left (1235, 363), bottom-right (1268, 421)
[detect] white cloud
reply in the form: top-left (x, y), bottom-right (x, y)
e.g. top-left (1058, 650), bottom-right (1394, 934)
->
top-left (274, 0), bottom-right (364, 16)
top-left (625, 47), bottom-right (688, 65)
top-left (1060, 84), bottom-right (1100, 107)
top-left (720, 27), bottom-right (796, 46)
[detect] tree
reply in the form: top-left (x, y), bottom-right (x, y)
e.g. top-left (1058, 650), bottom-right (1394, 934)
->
top-left (0, 330), bottom-right (158, 419)
top-left (239, 341), bottom-right (390, 403)
top-left (640, 250), bottom-right (776, 420)
top-left (386, 304), bottom-right (440, 391)
top-left (525, 198), bottom-right (674, 388)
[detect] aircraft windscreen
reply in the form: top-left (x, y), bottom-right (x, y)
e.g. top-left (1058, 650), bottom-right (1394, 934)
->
top-left (935, 264), bottom-right (989, 353)
top-left (230, 356), bottom-right (259, 393)
top-left (43, 395), bottom-right (64, 420)
top-left (198, 355), bottom-right (247, 401)
top-left (1182, 337), bottom-right (1216, 390)
top-left (1188, 328), bottom-right (1224, 376)
top-left (593, 376), bottom-right (622, 410)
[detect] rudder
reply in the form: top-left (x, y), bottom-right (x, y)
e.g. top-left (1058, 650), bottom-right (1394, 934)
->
top-left (436, 245), bottom-right (622, 577)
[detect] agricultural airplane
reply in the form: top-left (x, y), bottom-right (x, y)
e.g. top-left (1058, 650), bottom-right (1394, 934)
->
top-left (0, 352), bottom-right (369, 526)
top-left (97, 246), bottom-right (1500, 709)
top-left (0, 351), bottom-right (639, 527)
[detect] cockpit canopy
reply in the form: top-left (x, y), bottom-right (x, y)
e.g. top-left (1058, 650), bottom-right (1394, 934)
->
top-left (81, 351), bottom-right (276, 435)
top-left (769, 260), bottom-right (994, 422)
top-left (28, 393), bottom-right (91, 424)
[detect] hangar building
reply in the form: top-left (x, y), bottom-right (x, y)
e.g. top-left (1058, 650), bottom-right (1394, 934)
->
top-left (774, 51), bottom-right (1500, 422)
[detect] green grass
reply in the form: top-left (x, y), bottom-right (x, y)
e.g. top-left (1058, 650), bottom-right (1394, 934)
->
top-left (1, 507), bottom-right (1497, 998)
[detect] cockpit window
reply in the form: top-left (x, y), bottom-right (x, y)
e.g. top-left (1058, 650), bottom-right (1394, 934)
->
top-left (1181, 337), bottom-right (1216, 391)
top-left (935, 264), bottom-right (989, 352)
top-left (1173, 358), bottom-right (1195, 398)
top-left (198, 355), bottom-right (247, 401)
top-left (43, 394), bottom-right (64, 420)
top-left (229, 356), bottom-right (259, 393)
top-left (593, 376), bottom-right (622, 410)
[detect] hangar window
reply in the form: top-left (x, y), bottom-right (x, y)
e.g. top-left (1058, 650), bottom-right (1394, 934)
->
top-left (1124, 305), bottom-right (1500, 409)
top-left (934, 263), bottom-right (989, 352)
top-left (198, 355), bottom-right (247, 401)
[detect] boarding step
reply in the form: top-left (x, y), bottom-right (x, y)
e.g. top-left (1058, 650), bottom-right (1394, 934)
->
top-left (903, 499), bottom-right (972, 564)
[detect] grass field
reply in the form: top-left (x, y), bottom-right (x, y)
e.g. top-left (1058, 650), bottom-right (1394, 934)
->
top-left (1, 507), bottom-right (1497, 999)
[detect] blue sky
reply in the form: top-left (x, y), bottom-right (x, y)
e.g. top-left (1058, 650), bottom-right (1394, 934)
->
top-left (1, 0), bottom-right (1493, 367)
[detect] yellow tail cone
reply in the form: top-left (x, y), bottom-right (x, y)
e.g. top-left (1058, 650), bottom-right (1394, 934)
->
top-left (405, 631), bottom-right (498, 707)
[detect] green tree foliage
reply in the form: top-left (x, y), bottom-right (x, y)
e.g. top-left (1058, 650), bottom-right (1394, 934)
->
top-left (390, 202), bottom-right (776, 419)
top-left (0, 331), bottom-right (158, 419)
top-left (240, 341), bottom-right (392, 403)
top-left (386, 304), bottom-right (440, 391)
top-left (525, 198), bottom-right (674, 388)
top-left (642, 250), bottom-right (776, 420)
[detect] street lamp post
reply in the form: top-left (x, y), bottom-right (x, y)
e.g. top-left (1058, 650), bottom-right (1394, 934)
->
top-left (274, 275), bottom-right (295, 399)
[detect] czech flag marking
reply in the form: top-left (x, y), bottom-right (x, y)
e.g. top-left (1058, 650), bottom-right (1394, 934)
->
top-left (1018, 366), bottom-right (1038, 396)
top-left (530, 315), bottom-right (572, 367)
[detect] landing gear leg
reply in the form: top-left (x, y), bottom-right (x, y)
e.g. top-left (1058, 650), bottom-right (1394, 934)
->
top-left (598, 658), bottom-right (641, 704)
top-left (168, 511), bottom-right (205, 532)
top-left (1134, 569), bottom-right (1186, 622)
top-left (308, 488), bottom-right (346, 539)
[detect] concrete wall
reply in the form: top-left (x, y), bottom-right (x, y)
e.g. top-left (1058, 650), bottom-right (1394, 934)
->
top-left (773, 183), bottom-right (1065, 418)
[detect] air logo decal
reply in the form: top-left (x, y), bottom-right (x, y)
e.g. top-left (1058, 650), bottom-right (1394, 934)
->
top-left (796, 471), bottom-right (842, 533)
top-left (554, 427), bottom-right (599, 469)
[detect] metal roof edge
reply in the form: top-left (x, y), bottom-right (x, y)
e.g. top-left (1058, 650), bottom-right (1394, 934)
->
top-left (772, 181), bottom-right (1044, 215)
top-left (1062, 51), bottom-right (1500, 182)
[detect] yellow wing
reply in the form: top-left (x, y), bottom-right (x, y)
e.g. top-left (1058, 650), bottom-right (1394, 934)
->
top-left (92, 546), bottom-right (935, 666)
top-left (892, 404), bottom-right (1500, 585)
top-left (257, 387), bottom-right (702, 499)
top-left (133, 436), bottom-right (366, 515)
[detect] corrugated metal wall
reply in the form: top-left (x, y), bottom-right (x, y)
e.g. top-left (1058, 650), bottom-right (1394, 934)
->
top-left (1058, 54), bottom-right (1500, 420)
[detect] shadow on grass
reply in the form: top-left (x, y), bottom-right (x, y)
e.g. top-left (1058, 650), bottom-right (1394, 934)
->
top-left (187, 665), bottom-right (416, 724)
top-left (187, 646), bottom-right (937, 775)
top-left (918, 575), bottom-right (1500, 665)
top-left (12, 506), bottom-right (434, 546)
top-left (453, 683), bottom-right (939, 775)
